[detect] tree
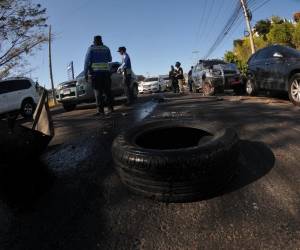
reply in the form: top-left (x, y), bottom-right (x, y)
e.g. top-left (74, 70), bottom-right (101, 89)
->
top-left (233, 39), bottom-right (243, 48)
top-left (254, 19), bottom-right (271, 40)
top-left (293, 22), bottom-right (300, 49)
top-left (224, 51), bottom-right (238, 63)
top-left (0, 0), bottom-right (48, 78)
top-left (271, 16), bottom-right (284, 24)
top-left (267, 21), bottom-right (295, 46)
top-left (294, 12), bottom-right (300, 23)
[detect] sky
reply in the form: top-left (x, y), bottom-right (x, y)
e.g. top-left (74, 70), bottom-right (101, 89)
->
top-left (27, 0), bottom-right (300, 88)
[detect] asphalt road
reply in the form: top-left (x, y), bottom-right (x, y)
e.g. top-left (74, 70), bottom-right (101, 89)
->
top-left (0, 92), bottom-right (300, 250)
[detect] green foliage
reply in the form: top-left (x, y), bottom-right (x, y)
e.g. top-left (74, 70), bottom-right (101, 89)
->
top-left (271, 16), bottom-right (284, 24)
top-left (225, 15), bottom-right (299, 69)
top-left (224, 51), bottom-right (238, 63)
top-left (0, 0), bottom-right (48, 78)
top-left (267, 22), bottom-right (295, 46)
top-left (293, 22), bottom-right (300, 49)
top-left (254, 19), bottom-right (271, 40)
top-left (233, 39), bottom-right (243, 47)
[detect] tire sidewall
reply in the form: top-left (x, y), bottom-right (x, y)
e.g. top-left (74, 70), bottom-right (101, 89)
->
top-left (112, 121), bottom-right (239, 172)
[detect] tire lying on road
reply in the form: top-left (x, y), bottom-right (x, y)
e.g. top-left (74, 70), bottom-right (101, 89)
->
top-left (112, 121), bottom-right (240, 203)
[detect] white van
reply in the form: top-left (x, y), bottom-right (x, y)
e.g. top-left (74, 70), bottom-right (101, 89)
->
top-left (0, 77), bottom-right (40, 117)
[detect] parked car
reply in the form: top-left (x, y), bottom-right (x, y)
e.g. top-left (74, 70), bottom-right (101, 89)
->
top-left (246, 45), bottom-right (300, 106)
top-left (56, 62), bottom-right (139, 111)
top-left (191, 60), bottom-right (243, 96)
top-left (139, 77), bottom-right (166, 94)
top-left (0, 77), bottom-right (40, 118)
top-left (158, 75), bottom-right (169, 91)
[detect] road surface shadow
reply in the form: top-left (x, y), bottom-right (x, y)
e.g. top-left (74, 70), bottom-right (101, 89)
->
top-left (203, 140), bottom-right (276, 201)
top-left (0, 161), bottom-right (54, 211)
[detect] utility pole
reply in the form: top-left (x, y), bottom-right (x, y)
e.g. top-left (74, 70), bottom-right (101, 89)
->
top-left (48, 25), bottom-right (56, 104)
top-left (240, 0), bottom-right (256, 54)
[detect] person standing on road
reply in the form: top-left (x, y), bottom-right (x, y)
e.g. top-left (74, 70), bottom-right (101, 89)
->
top-left (117, 47), bottom-right (133, 105)
top-left (175, 62), bottom-right (184, 94)
top-left (188, 66), bottom-right (194, 92)
top-left (169, 65), bottom-right (179, 93)
top-left (84, 35), bottom-right (113, 115)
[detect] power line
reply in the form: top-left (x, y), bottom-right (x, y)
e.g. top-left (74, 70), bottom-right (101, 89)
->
top-left (194, 0), bottom-right (209, 48)
top-left (204, 0), bottom-right (243, 59)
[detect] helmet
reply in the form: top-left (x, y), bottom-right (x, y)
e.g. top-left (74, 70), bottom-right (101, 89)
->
top-left (175, 62), bottom-right (181, 67)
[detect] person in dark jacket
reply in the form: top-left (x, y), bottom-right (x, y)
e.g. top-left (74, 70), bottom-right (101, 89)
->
top-left (169, 65), bottom-right (179, 93)
top-left (188, 66), bottom-right (194, 92)
top-left (117, 46), bottom-right (134, 105)
top-left (175, 62), bottom-right (184, 94)
top-left (84, 35), bottom-right (113, 115)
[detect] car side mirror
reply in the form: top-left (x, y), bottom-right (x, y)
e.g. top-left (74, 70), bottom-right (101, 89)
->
top-left (273, 52), bottom-right (283, 58)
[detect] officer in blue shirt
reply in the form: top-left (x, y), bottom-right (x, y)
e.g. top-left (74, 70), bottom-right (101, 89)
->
top-left (117, 46), bottom-right (133, 105)
top-left (84, 35), bottom-right (113, 115)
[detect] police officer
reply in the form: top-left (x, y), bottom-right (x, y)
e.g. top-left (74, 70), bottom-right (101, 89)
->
top-left (188, 66), bottom-right (194, 92)
top-left (84, 35), bottom-right (113, 115)
top-left (169, 65), bottom-right (179, 93)
top-left (117, 46), bottom-right (133, 105)
top-left (175, 62), bottom-right (184, 94)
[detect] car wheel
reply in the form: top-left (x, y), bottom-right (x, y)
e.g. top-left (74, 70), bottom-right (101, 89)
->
top-left (112, 120), bottom-right (240, 202)
top-left (288, 73), bottom-right (300, 106)
top-left (21, 99), bottom-right (35, 118)
top-left (203, 80), bottom-right (215, 96)
top-left (246, 79), bottom-right (257, 96)
top-left (63, 103), bottom-right (76, 112)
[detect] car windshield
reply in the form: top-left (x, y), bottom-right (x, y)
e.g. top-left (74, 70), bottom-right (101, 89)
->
top-left (145, 78), bottom-right (158, 82)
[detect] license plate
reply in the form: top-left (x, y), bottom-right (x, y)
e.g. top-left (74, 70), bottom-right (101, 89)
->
top-left (63, 89), bottom-right (71, 95)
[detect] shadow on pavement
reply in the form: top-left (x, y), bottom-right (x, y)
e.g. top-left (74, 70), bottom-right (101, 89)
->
top-left (0, 161), bottom-right (54, 211)
top-left (205, 140), bottom-right (276, 200)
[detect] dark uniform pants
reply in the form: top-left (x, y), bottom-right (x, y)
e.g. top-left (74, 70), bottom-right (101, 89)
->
top-left (123, 73), bottom-right (133, 104)
top-left (92, 72), bottom-right (113, 113)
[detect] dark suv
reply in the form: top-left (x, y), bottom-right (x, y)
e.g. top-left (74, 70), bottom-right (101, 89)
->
top-left (247, 45), bottom-right (300, 106)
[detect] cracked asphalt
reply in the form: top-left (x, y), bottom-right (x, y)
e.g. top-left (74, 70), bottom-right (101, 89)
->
top-left (0, 93), bottom-right (300, 250)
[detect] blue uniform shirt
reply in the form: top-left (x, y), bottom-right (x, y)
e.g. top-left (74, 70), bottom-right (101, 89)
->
top-left (84, 44), bottom-right (112, 77)
top-left (118, 53), bottom-right (131, 71)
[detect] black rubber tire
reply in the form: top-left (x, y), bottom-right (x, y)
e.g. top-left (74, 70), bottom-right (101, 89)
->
top-left (63, 103), bottom-right (76, 112)
top-left (288, 73), bottom-right (300, 106)
top-left (246, 78), bottom-right (257, 96)
top-left (112, 121), bottom-right (240, 203)
top-left (21, 99), bottom-right (36, 118)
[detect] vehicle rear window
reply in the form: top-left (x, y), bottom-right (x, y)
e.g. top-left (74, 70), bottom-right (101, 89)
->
top-left (256, 47), bottom-right (277, 60)
top-left (0, 80), bottom-right (31, 94)
top-left (281, 47), bottom-right (300, 58)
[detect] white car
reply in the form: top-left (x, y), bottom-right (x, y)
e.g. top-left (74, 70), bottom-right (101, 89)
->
top-left (158, 75), bottom-right (169, 91)
top-left (140, 77), bottom-right (166, 94)
top-left (0, 77), bottom-right (40, 117)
